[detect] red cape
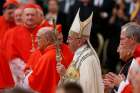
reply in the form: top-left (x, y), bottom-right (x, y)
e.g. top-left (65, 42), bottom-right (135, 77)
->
top-left (122, 84), bottom-right (132, 93)
top-left (25, 49), bottom-right (42, 71)
top-left (0, 50), bottom-right (15, 89)
top-left (0, 16), bottom-right (16, 44)
top-left (0, 20), bottom-right (50, 89)
top-left (0, 27), bottom-right (17, 89)
top-left (28, 44), bottom-right (73, 93)
top-left (3, 26), bottom-right (38, 63)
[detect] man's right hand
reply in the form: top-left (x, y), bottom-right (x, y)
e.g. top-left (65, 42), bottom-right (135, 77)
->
top-left (104, 72), bottom-right (125, 89)
top-left (56, 63), bottom-right (66, 77)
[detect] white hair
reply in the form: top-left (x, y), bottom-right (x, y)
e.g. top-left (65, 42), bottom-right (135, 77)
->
top-left (37, 27), bottom-right (55, 42)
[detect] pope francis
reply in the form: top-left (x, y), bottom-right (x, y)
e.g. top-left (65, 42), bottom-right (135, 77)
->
top-left (57, 9), bottom-right (104, 93)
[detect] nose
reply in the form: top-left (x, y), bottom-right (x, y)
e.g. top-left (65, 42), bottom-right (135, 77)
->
top-left (117, 47), bottom-right (120, 53)
top-left (66, 40), bottom-right (69, 44)
top-left (28, 15), bottom-right (33, 19)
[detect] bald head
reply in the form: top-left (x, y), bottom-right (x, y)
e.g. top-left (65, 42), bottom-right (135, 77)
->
top-left (37, 27), bottom-right (54, 41)
top-left (37, 27), bottom-right (55, 51)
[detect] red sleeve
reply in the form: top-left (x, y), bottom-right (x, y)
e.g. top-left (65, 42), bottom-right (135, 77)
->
top-left (28, 51), bottom-right (59, 93)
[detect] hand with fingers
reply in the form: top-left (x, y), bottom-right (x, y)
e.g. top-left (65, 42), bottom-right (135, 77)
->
top-left (104, 72), bottom-right (125, 89)
top-left (56, 63), bottom-right (66, 77)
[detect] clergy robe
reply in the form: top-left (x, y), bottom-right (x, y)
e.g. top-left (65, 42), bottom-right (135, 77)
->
top-left (25, 49), bottom-right (42, 71)
top-left (0, 27), bottom-right (17, 88)
top-left (30, 20), bottom-right (51, 48)
top-left (35, 20), bottom-right (51, 34)
top-left (121, 84), bottom-right (132, 93)
top-left (3, 20), bottom-right (50, 62)
top-left (2, 25), bottom-right (38, 87)
top-left (4, 25), bottom-right (38, 62)
top-left (0, 16), bottom-right (16, 44)
top-left (0, 20), bottom-right (50, 87)
top-left (23, 44), bottom-right (73, 93)
top-left (118, 58), bottom-right (140, 93)
top-left (0, 50), bottom-right (15, 89)
top-left (64, 42), bottom-right (104, 93)
top-left (24, 20), bottom-right (51, 72)
top-left (38, 20), bottom-right (51, 28)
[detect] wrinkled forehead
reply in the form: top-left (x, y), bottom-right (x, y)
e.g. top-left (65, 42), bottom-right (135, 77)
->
top-left (118, 44), bottom-right (126, 51)
top-left (23, 8), bottom-right (37, 14)
top-left (69, 31), bottom-right (79, 38)
top-left (121, 30), bottom-right (127, 36)
top-left (14, 9), bottom-right (23, 14)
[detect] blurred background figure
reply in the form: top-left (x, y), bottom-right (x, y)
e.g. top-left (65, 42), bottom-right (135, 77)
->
top-left (45, 0), bottom-right (68, 43)
top-left (56, 83), bottom-right (83, 93)
top-left (2, 87), bottom-right (33, 93)
top-left (104, 0), bottom-right (129, 73)
top-left (129, 0), bottom-right (140, 24)
top-left (58, 0), bottom-right (76, 14)
top-left (68, 0), bottom-right (93, 28)
top-left (17, 0), bottom-right (36, 5)
top-left (14, 7), bottom-right (23, 25)
top-left (0, 0), bottom-right (5, 15)
top-left (0, 0), bottom-right (18, 43)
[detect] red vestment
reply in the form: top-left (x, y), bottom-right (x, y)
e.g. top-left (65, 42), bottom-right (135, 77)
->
top-left (0, 27), bottom-right (17, 89)
top-left (0, 51), bottom-right (15, 89)
top-left (3, 26), bottom-right (38, 63)
top-left (28, 44), bottom-right (73, 93)
top-left (121, 84), bottom-right (132, 93)
top-left (0, 16), bottom-right (16, 44)
top-left (25, 49), bottom-right (42, 71)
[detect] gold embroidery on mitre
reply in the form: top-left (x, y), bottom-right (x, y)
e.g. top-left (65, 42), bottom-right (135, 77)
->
top-left (71, 8), bottom-right (93, 38)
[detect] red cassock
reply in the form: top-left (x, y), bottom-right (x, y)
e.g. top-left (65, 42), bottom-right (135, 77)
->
top-left (134, 44), bottom-right (140, 58)
top-left (34, 20), bottom-right (52, 35)
top-left (0, 50), bottom-right (15, 89)
top-left (30, 20), bottom-right (51, 48)
top-left (121, 84), bottom-right (132, 93)
top-left (0, 25), bottom-right (37, 88)
top-left (3, 25), bottom-right (38, 63)
top-left (0, 16), bottom-right (16, 44)
top-left (2, 20), bottom-right (50, 63)
top-left (0, 23), bottom-right (16, 89)
top-left (0, 20), bottom-right (51, 88)
top-left (25, 49), bottom-right (42, 71)
top-left (38, 20), bottom-right (51, 28)
top-left (28, 44), bottom-right (73, 93)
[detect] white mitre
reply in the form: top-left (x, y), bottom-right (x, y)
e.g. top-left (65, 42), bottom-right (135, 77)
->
top-left (69, 9), bottom-right (93, 37)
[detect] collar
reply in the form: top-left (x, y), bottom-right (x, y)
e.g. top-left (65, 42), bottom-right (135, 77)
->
top-left (74, 44), bottom-right (88, 59)
top-left (44, 44), bottom-right (56, 53)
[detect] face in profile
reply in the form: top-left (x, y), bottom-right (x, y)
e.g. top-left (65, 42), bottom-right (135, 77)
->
top-left (37, 34), bottom-right (46, 51)
top-left (68, 34), bottom-right (80, 52)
